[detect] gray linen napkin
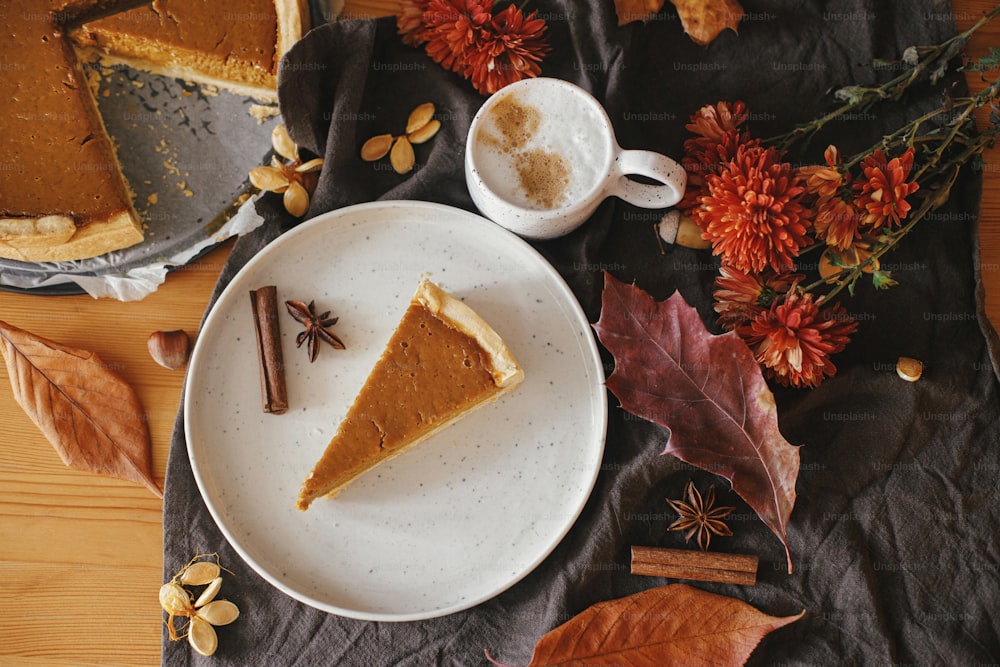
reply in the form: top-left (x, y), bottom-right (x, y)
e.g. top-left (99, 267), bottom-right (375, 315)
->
top-left (164, 1), bottom-right (1000, 664)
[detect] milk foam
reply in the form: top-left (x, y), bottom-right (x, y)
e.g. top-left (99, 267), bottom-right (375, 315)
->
top-left (472, 84), bottom-right (609, 211)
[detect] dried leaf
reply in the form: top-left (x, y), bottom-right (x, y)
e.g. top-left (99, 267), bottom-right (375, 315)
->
top-left (489, 584), bottom-right (804, 666)
top-left (0, 320), bottom-right (161, 496)
top-left (669, 0), bottom-right (744, 45)
top-left (592, 273), bottom-right (799, 572)
top-left (614, 0), bottom-right (666, 25)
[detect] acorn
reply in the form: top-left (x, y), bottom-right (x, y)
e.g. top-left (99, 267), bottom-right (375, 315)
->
top-left (657, 210), bottom-right (712, 249)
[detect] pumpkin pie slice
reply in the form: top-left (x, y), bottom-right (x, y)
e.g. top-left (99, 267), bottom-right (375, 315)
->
top-left (70, 0), bottom-right (310, 101)
top-left (296, 279), bottom-right (524, 511)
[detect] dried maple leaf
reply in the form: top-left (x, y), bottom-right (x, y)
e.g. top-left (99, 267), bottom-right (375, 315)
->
top-left (592, 272), bottom-right (799, 572)
top-left (486, 584), bottom-right (804, 666)
top-left (614, 0), bottom-right (667, 25)
top-left (669, 0), bottom-right (744, 45)
top-left (0, 320), bottom-right (161, 497)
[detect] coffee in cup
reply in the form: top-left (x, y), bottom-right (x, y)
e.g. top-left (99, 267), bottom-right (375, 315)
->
top-left (465, 78), bottom-right (686, 240)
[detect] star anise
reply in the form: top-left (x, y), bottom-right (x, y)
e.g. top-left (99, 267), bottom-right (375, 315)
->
top-left (285, 299), bottom-right (345, 363)
top-left (666, 480), bottom-right (735, 551)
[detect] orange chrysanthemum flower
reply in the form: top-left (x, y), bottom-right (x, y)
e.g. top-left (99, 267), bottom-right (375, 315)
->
top-left (853, 148), bottom-right (920, 229)
top-left (695, 144), bottom-right (811, 274)
top-left (685, 101), bottom-right (750, 149)
top-left (679, 102), bottom-right (755, 215)
top-left (463, 4), bottom-right (551, 95)
top-left (420, 0), bottom-right (492, 74)
top-left (398, 1), bottom-right (549, 95)
top-left (813, 196), bottom-right (861, 250)
top-left (713, 265), bottom-right (803, 331)
top-left (798, 146), bottom-right (845, 201)
top-left (396, 0), bottom-right (430, 46)
top-left (742, 289), bottom-right (858, 388)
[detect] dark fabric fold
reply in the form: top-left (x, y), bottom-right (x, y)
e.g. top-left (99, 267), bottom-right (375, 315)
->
top-left (164, 1), bottom-right (1000, 664)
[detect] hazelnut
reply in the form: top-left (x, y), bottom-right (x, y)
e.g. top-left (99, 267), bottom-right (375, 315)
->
top-left (896, 356), bottom-right (923, 382)
top-left (148, 330), bottom-right (191, 370)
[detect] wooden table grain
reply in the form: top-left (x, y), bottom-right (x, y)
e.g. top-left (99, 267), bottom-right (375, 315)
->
top-left (1, 2), bottom-right (997, 664)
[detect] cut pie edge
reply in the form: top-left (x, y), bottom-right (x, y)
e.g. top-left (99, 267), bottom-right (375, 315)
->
top-left (295, 279), bottom-right (524, 510)
top-left (0, 212), bottom-right (143, 263)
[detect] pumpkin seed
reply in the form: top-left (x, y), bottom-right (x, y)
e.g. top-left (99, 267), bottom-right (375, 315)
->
top-left (405, 102), bottom-right (435, 134)
top-left (179, 561), bottom-right (221, 586)
top-left (187, 616), bottom-right (219, 657)
top-left (271, 124), bottom-right (298, 161)
top-left (390, 136), bottom-right (415, 174)
top-left (361, 134), bottom-right (394, 161)
top-left (194, 577), bottom-right (222, 608)
top-left (196, 600), bottom-right (241, 626)
top-left (408, 119), bottom-right (441, 145)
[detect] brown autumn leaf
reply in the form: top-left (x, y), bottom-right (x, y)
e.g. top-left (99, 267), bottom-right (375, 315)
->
top-left (592, 272), bottom-right (799, 572)
top-left (614, 0), bottom-right (666, 25)
top-left (486, 584), bottom-right (804, 666)
top-left (0, 320), bottom-right (161, 497)
top-left (670, 0), bottom-right (744, 45)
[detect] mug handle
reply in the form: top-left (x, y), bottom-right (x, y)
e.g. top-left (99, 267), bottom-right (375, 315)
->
top-left (610, 149), bottom-right (687, 209)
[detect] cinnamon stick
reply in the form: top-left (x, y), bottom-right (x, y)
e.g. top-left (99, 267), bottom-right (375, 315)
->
top-left (630, 546), bottom-right (758, 585)
top-left (250, 285), bottom-right (288, 414)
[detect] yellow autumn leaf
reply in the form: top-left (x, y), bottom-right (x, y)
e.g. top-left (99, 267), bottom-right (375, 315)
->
top-left (670, 0), bottom-right (745, 45)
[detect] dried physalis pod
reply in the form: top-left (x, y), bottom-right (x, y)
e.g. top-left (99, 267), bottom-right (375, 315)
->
top-left (896, 356), bottom-right (923, 382)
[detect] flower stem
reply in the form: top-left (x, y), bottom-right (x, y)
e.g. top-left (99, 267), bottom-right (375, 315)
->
top-left (766, 4), bottom-right (1000, 151)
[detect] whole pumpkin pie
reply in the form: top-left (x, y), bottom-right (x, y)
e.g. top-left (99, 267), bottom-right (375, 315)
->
top-left (296, 279), bottom-right (524, 511)
top-left (0, 0), bottom-right (307, 263)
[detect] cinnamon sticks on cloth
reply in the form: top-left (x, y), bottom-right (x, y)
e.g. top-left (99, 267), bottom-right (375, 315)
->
top-left (162, 1), bottom-right (1000, 664)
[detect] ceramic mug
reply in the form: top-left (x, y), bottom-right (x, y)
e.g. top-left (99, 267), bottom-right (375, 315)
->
top-left (464, 77), bottom-right (687, 240)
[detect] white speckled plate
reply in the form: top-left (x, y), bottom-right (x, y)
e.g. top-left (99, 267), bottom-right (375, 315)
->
top-left (185, 200), bottom-right (607, 621)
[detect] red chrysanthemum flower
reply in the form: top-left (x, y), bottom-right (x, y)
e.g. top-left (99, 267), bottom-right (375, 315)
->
top-left (679, 102), bottom-right (756, 215)
top-left (713, 265), bottom-right (802, 331)
top-left (741, 289), bottom-right (858, 388)
top-left (463, 4), bottom-right (551, 95)
top-left (420, 0), bottom-right (492, 75)
top-left (396, 0), bottom-right (431, 47)
top-left (853, 147), bottom-right (920, 230)
top-left (695, 143), bottom-right (811, 274)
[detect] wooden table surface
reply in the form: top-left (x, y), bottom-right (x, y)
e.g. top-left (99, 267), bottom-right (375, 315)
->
top-left (1, 1), bottom-right (997, 664)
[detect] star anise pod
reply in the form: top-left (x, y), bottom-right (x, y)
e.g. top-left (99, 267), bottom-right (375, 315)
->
top-left (666, 480), bottom-right (735, 551)
top-left (285, 299), bottom-right (345, 363)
